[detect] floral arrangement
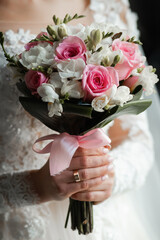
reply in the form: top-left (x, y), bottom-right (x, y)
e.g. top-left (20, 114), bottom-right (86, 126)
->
top-left (0, 13), bottom-right (159, 235)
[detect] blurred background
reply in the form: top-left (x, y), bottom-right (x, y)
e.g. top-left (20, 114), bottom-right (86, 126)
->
top-left (129, 0), bottom-right (160, 95)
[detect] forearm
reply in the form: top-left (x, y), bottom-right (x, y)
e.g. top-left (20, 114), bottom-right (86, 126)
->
top-left (108, 112), bottom-right (154, 195)
top-left (0, 169), bottom-right (42, 213)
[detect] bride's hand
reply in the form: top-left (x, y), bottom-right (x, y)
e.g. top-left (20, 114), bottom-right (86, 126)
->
top-left (70, 157), bottom-right (114, 204)
top-left (34, 147), bottom-right (112, 203)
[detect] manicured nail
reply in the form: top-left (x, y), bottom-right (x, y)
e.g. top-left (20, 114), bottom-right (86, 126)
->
top-left (102, 174), bottom-right (109, 181)
top-left (108, 156), bottom-right (114, 162)
top-left (107, 164), bottom-right (114, 171)
top-left (103, 148), bottom-right (109, 154)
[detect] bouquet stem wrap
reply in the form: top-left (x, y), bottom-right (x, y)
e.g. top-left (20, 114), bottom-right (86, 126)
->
top-left (33, 128), bottom-right (111, 234)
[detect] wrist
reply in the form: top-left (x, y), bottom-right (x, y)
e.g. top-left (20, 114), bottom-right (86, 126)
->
top-left (30, 166), bottom-right (54, 203)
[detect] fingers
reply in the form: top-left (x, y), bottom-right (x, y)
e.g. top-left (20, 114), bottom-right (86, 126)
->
top-left (68, 153), bottom-right (112, 171)
top-left (71, 190), bottom-right (111, 202)
top-left (84, 175), bottom-right (114, 191)
top-left (60, 163), bottom-right (114, 183)
top-left (73, 146), bottom-right (110, 157)
top-left (67, 176), bottom-right (103, 196)
top-left (66, 165), bottom-right (108, 183)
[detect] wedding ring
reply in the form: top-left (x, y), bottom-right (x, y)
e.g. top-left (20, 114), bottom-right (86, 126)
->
top-left (73, 170), bottom-right (80, 182)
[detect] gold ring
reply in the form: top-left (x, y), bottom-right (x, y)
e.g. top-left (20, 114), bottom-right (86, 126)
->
top-left (73, 170), bottom-right (80, 182)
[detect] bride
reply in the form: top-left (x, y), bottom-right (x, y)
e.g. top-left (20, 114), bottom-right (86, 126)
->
top-left (0, 0), bottom-right (160, 239)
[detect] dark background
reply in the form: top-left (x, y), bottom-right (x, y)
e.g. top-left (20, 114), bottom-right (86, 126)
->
top-left (129, 0), bottom-right (160, 95)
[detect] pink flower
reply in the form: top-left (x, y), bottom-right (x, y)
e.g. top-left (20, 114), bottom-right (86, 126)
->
top-left (25, 32), bottom-right (51, 51)
top-left (55, 36), bottom-right (87, 61)
top-left (123, 76), bottom-right (139, 91)
top-left (112, 39), bottom-right (143, 80)
top-left (25, 70), bottom-right (48, 94)
top-left (82, 64), bottom-right (119, 101)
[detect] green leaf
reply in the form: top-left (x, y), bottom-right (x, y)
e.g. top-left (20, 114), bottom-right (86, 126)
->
top-left (19, 97), bottom-right (93, 134)
top-left (63, 102), bottom-right (92, 118)
top-left (83, 99), bottom-right (152, 133)
top-left (16, 82), bottom-right (32, 97)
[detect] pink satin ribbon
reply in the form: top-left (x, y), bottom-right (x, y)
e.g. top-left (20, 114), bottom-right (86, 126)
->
top-left (33, 128), bottom-right (111, 176)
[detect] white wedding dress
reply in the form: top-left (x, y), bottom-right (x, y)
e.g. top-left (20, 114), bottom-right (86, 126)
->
top-left (0, 0), bottom-right (160, 239)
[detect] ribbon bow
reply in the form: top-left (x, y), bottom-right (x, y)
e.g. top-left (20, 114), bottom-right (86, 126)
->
top-left (33, 128), bottom-right (111, 176)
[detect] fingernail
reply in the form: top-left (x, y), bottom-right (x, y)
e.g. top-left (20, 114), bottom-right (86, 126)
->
top-left (107, 164), bottom-right (114, 171)
top-left (108, 156), bottom-right (114, 162)
top-left (102, 174), bottom-right (109, 181)
top-left (103, 148), bottom-right (109, 154)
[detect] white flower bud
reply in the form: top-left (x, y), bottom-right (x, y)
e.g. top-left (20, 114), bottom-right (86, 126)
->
top-left (37, 83), bottom-right (59, 103)
top-left (91, 95), bottom-right (109, 112)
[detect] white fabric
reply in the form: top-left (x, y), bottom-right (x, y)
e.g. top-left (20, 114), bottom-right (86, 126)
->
top-left (0, 0), bottom-right (160, 239)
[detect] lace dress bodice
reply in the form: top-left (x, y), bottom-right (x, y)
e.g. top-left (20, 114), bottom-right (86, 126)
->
top-left (0, 1), bottom-right (154, 240)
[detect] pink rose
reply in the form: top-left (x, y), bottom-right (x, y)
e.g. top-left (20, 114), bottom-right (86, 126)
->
top-left (112, 39), bottom-right (143, 80)
top-left (25, 70), bottom-right (48, 94)
top-left (55, 36), bottom-right (87, 61)
top-left (82, 64), bottom-right (119, 101)
top-left (123, 76), bottom-right (139, 91)
top-left (25, 32), bottom-right (52, 51)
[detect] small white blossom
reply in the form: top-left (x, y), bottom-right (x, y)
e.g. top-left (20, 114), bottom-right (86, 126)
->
top-left (57, 59), bottom-right (86, 80)
top-left (50, 23), bottom-right (86, 40)
top-left (109, 86), bottom-right (133, 107)
top-left (85, 23), bottom-right (127, 41)
top-left (91, 95), bottom-right (109, 112)
top-left (61, 80), bottom-right (84, 99)
top-left (87, 46), bottom-right (123, 66)
top-left (67, 24), bottom-right (86, 40)
top-left (138, 66), bottom-right (159, 96)
top-left (49, 72), bottom-right (63, 89)
top-left (37, 83), bottom-right (59, 103)
top-left (20, 42), bottom-right (54, 69)
top-left (48, 101), bottom-right (63, 117)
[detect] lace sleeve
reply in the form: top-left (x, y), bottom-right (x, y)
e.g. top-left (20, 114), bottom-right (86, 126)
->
top-left (90, 0), bottom-right (140, 37)
top-left (0, 171), bottom-right (40, 214)
top-left (109, 112), bottom-right (154, 194)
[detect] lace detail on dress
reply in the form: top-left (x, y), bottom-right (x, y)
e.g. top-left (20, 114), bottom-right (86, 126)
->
top-left (0, 29), bottom-right (53, 240)
top-left (0, 29), bottom-right (52, 175)
top-left (0, 3), bottom-right (154, 240)
top-left (90, 0), bottom-right (139, 37)
top-left (0, 172), bottom-right (40, 214)
top-left (110, 112), bottom-right (154, 194)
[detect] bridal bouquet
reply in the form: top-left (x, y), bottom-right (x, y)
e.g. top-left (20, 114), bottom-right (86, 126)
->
top-left (0, 13), bottom-right (158, 235)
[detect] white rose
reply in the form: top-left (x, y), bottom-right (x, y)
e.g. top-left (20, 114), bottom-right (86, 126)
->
top-left (20, 42), bottom-right (54, 69)
top-left (109, 86), bottom-right (133, 107)
top-left (61, 80), bottom-right (84, 99)
top-left (57, 58), bottom-right (86, 80)
top-left (37, 83), bottom-right (59, 103)
top-left (138, 66), bottom-right (159, 96)
top-left (48, 101), bottom-right (63, 117)
top-left (91, 95), bottom-right (109, 112)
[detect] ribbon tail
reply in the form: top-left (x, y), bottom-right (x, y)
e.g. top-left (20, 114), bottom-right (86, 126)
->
top-left (49, 134), bottom-right (79, 176)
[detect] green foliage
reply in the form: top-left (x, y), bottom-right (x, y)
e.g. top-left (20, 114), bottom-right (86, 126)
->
top-left (126, 36), bottom-right (143, 45)
top-left (18, 86), bottom-right (151, 135)
top-left (112, 32), bottom-right (122, 40)
top-left (52, 14), bottom-right (85, 25)
top-left (102, 31), bottom-right (114, 39)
